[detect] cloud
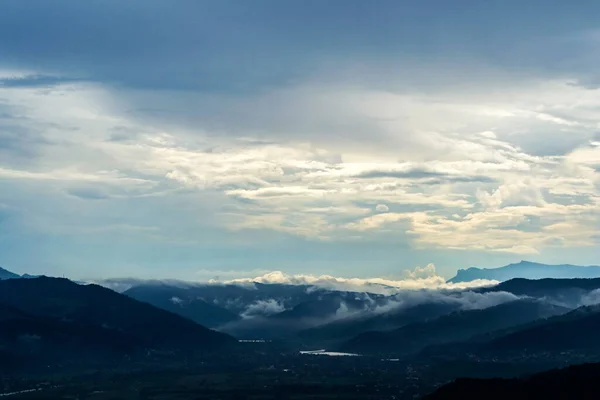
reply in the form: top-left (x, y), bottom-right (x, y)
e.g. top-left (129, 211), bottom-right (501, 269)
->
top-left (580, 289), bottom-right (600, 306)
top-left (372, 290), bottom-right (521, 315)
top-left (478, 181), bottom-right (546, 209)
top-left (170, 296), bottom-right (183, 305)
top-left (355, 167), bottom-right (496, 184)
top-left (241, 299), bottom-right (287, 319)
top-left (2, 1), bottom-right (600, 93)
top-left (220, 264), bottom-right (498, 294)
top-left (1, 80), bottom-right (599, 259)
top-left (375, 204), bottom-right (389, 213)
top-left (66, 187), bottom-right (111, 200)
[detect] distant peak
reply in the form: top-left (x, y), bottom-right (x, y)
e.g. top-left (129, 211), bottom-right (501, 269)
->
top-left (0, 266), bottom-right (20, 279)
top-left (448, 261), bottom-right (600, 284)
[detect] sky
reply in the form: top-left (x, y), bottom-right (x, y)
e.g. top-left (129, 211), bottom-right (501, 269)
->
top-left (0, 0), bottom-right (599, 282)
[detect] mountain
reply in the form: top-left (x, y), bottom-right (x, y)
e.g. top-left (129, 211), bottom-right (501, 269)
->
top-left (124, 284), bottom-right (240, 328)
top-left (482, 304), bottom-right (600, 354)
top-left (0, 302), bottom-right (32, 320)
top-left (218, 291), bottom-right (389, 340)
top-left (425, 362), bottom-right (600, 400)
top-left (0, 266), bottom-right (20, 280)
top-left (448, 261), bottom-right (600, 283)
top-left (271, 292), bottom-right (374, 321)
top-left (0, 302), bottom-right (141, 372)
top-left (300, 302), bottom-right (461, 347)
top-left (479, 277), bottom-right (600, 308)
top-left (20, 273), bottom-right (41, 279)
top-left (485, 277), bottom-right (600, 295)
top-left (121, 281), bottom-right (344, 315)
top-left (422, 302), bottom-right (600, 361)
top-left (340, 299), bottom-right (569, 354)
top-left (0, 277), bottom-right (236, 360)
top-left (123, 282), bottom-right (393, 340)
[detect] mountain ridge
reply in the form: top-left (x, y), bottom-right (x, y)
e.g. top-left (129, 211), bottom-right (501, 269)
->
top-left (0, 277), bottom-right (236, 352)
top-left (0, 266), bottom-right (20, 280)
top-left (448, 261), bottom-right (600, 283)
top-left (339, 299), bottom-right (569, 355)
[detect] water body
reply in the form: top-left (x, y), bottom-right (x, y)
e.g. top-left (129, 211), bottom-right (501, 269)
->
top-left (300, 349), bottom-right (360, 357)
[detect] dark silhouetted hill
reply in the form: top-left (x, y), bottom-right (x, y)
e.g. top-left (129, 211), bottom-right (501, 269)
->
top-left (0, 306), bottom-right (140, 372)
top-left (425, 363), bottom-right (600, 400)
top-left (0, 277), bottom-right (236, 360)
top-left (341, 299), bottom-right (568, 354)
top-left (482, 304), bottom-right (600, 353)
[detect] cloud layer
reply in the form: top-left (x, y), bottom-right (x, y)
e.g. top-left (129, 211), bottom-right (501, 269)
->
top-left (0, 1), bottom-right (598, 278)
top-left (220, 264), bottom-right (498, 294)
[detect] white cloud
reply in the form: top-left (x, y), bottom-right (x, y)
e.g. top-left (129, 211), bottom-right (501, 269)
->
top-left (580, 289), bottom-right (600, 306)
top-left (0, 74), bottom-right (598, 260)
top-left (479, 131), bottom-right (497, 139)
top-left (375, 204), bottom-right (389, 213)
top-left (220, 264), bottom-right (498, 294)
top-left (477, 181), bottom-right (546, 209)
top-left (374, 290), bottom-right (521, 314)
top-left (170, 296), bottom-right (183, 305)
top-left (240, 299), bottom-right (287, 319)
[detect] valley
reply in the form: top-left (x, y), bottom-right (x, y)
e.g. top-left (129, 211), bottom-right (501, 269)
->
top-left (2, 262), bottom-right (600, 398)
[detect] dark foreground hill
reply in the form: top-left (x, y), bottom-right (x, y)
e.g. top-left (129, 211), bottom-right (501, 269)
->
top-left (414, 303), bottom-right (600, 368)
top-left (0, 277), bottom-right (236, 372)
top-left (482, 304), bottom-right (600, 354)
top-left (340, 299), bottom-right (568, 354)
top-left (0, 304), bottom-right (141, 371)
top-left (425, 362), bottom-right (600, 399)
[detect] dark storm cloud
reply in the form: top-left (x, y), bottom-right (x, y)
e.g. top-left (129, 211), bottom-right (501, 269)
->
top-left (2, 0), bottom-right (600, 92)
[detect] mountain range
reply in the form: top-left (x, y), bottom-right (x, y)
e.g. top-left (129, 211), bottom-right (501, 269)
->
top-left (4, 262), bottom-right (600, 379)
top-left (448, 261), bottom-right (600, 283)
top-left (339, 299), bottom-right (569, 354)
top-left (481, 304), bottom-right (600, 354)
top-left (0, 266), bottom-right (20, 280)
top-left (124, 284), bottom-right (241, 328)
top-left (0, 277), bottom-right (235, 373)
top-left (6, 260), bottom-right (600, 286)
top-left (299, 301), bottom-right (461, 347)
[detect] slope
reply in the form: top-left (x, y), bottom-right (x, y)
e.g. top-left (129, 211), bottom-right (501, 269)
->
top-left (0, 266), bottom-right (20, 280)
top-left (341, 299), bottom-right (568, 354)
top-left (482, 304), bottom-right (600, 353)
top-left (0, 277), bottom-right (236, 353)
top-left (425, 362), bottom-right (600, 400)
top-left (125, 284), bottom-right (240, 327)
top-left (300, 302), bottom-right (461, 346)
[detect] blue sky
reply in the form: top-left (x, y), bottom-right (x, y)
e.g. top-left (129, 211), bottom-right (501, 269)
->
top-left (0, 0), bottom-right (599, 281)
